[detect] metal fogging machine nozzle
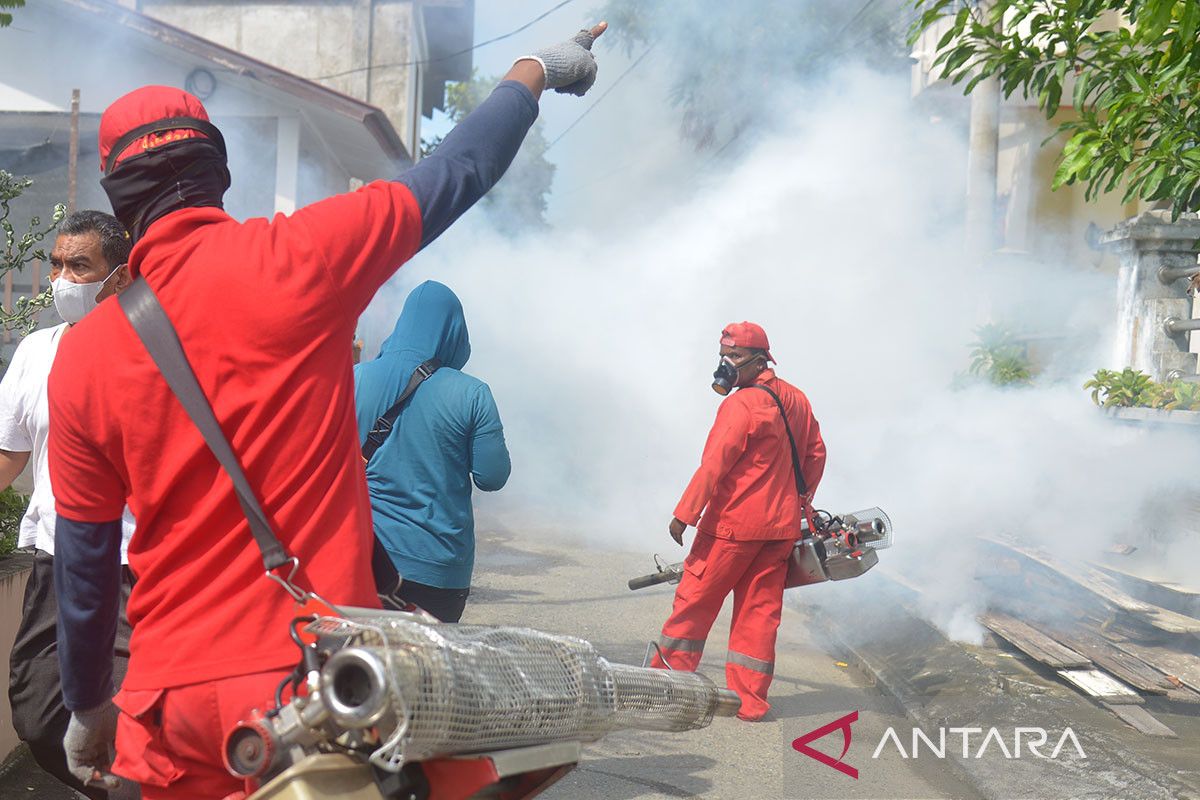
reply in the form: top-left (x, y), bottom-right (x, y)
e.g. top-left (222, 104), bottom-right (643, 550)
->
top-left (224, 614), bottom-right (742, 786)
top-left (629, 507), bottom-right (893, 591)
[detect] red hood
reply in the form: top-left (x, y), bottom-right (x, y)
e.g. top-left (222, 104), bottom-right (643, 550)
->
top-left (99, 85), bottom-right (213, 171)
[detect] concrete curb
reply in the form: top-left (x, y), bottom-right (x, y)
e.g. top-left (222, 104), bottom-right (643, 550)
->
top-left (803, 575), bottom-right (1197, 800)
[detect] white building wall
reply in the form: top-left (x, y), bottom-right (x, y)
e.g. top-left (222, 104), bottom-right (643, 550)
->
top-left (134, 0), bottom-right (423, 156)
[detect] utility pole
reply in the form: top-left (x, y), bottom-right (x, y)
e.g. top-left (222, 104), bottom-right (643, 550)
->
top-left (68, 88), bottom-right (80, 214)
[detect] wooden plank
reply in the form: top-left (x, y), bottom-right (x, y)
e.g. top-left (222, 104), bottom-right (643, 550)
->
top-left (981, 536), bottom-right (1200, 636)
top-left (1092, 563), bottom-right (1200, 619)
top-left (979, 612), bottom-right (1091, 668)
top-left (1166, 688), bottom-right (1200, 704)
top-left (1095, 562), bottom-right (1200, 598)
top-left (1047, 626), bottom-right (1173, 694)
top-left (1101, 703), bottom-right (1178, 738)
top-left (1058, 668), bottom-right (1143, 704)
top-left (1107, 638), bottom-right (1200, 695)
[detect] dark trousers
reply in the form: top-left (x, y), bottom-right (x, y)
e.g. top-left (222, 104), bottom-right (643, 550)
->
top-left (381, 578), bottom-right (469, 623)
top-left (8, 549), bottom-right (134, 799)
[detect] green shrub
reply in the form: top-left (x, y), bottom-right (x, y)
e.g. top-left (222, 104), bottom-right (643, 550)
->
top-left (968, 323), bottom-right (1035, 387)
top-left (1083, 368), bottom-right (1200, 411)
top-left (1, 169), bottom-right (63, 336)
top-left (0, 486), bottom-right (27, 556)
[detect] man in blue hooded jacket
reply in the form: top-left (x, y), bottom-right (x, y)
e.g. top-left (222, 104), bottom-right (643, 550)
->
top-left (355, 280), bottom-right (510, 622)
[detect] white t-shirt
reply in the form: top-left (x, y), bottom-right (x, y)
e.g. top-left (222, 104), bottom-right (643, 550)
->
top-left (0, 324), bottom-right (135, 560)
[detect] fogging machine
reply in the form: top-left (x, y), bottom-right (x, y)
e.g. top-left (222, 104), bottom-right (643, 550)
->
top-left (629, 506), bottom-right (893, 591)
top-left (230, 610), bottom-right (740, 800)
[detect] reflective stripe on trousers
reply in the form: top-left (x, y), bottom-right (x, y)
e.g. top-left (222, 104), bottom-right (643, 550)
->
top-left (659, 634), bottom-right (705, 653)
top-left (727, 649), bottom-right (773, 675)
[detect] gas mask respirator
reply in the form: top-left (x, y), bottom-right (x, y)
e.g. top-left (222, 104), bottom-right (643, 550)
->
top-left (711, 357), bottom-right (739, 396)
top-left (711, 355), bottom-right (763, 396)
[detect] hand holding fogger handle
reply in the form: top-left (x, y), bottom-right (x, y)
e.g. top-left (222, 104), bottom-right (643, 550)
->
top-left (628, 563), bottom-right (684, 591)
top-left (629, 507), bottom-right (894, 591)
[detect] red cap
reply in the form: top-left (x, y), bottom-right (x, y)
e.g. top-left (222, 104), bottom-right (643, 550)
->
top-left (98, 86), bottom-right (212, 171)
top-left (720, 321), bottom-right (775, 363)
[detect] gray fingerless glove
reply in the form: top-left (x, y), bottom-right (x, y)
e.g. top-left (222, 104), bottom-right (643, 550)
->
top-left (64, 699), bottom-right (121, 788)
top-left (520, 29), bottom-right (599, 96)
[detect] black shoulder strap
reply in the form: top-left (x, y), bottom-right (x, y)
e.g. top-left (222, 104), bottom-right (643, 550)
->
top-left (742, 384), bottom-right (808, 497)
top-left (118, 278), bottom-right (289, 571)
top-left (361, 358), bottom-right (440, 462)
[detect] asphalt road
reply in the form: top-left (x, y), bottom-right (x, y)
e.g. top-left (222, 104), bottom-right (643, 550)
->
top-left (466, 527), bottom-right (984, 800)
top-left (0, 526), bottom-right (984, 800)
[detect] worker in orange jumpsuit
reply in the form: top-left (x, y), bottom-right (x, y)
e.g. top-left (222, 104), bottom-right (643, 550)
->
top-left (651, 322), bottom-right (826, 721)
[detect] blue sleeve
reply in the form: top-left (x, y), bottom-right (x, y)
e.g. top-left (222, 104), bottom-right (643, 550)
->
top-left (54, 516), bottom-right (122, 711)
top-left (470, 384), bottom-right (511, 492)
top-left (399, 81), bottom-right (539, 250)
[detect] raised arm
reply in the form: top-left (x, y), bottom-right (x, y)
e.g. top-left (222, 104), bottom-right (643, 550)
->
top-left (400, 22), bottom-right (607, 250)
top-left (293, 23), bottom-right (607, 317)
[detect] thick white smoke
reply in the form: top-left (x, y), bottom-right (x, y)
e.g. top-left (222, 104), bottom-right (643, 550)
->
top-left (361, 65), bottom-right (1200, 641)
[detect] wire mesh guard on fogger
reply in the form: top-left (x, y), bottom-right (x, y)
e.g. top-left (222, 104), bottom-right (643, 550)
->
top-left (628, 506), bottom-right (894, 591)
top-left (224, 613), bottom-right (741, 782)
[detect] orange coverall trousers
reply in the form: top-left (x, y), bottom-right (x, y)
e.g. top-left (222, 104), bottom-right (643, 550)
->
top-left (113, 669), bottom-right (291, 799)
top-left (650, 533), bottom-right (793, 721)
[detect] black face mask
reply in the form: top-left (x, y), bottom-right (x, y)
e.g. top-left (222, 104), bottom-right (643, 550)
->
top-left (100, 117), bottom-right (230, 244)
top-left (712, 357), bottom-right (739, 396)
top-left (712, 354), bottom-right (764, 395)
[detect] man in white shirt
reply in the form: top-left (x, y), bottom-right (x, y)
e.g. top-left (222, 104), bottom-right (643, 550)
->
top-left (2, 210), bottom-right (135, 798)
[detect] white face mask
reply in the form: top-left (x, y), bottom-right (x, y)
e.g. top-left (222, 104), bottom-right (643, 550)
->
top-left (52, 265), bottom-right (121, 325)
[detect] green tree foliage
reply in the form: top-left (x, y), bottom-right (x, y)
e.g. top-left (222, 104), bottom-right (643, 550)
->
top-left (0, 0), bottom-right (24, 28)
top-left (1, 170), bottom-right (62, 334)
top-left (423, 71), bottom-right (555, 234)
top-left (911, 0), bottom-right (1200, 217)
top-left (597, 0), bottom-right (910, 150)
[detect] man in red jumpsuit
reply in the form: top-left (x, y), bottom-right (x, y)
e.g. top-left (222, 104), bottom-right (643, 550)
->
top-left (651, 322), bottom-right (826, 721)
top-left (47, 24), bottom-right (606, 799)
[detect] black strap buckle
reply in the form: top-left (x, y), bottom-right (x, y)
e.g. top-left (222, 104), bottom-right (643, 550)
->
top-left (367, 418), bottom-right (394, 438)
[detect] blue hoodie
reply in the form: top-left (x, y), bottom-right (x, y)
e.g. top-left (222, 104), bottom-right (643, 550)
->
top-left (354, 281), bottom-right (510, 589)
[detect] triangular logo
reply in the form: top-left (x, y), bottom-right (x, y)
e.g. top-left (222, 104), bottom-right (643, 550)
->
top-left (791, 710), bottom-right (859, 779)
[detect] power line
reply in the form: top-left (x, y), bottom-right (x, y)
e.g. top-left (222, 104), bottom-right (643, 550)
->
top-left (546, 0), bottom-right (886, 185)
top-left (548, 0), bottom-right (882, 155)
top-left (830, 0), bottom-right (882, 42)
top-left (545, 43), bottom-right (657, 151)
top-left (313, 0), bottom-right (581, 81)
top-left (834, 4), bottom-right (921, 61)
